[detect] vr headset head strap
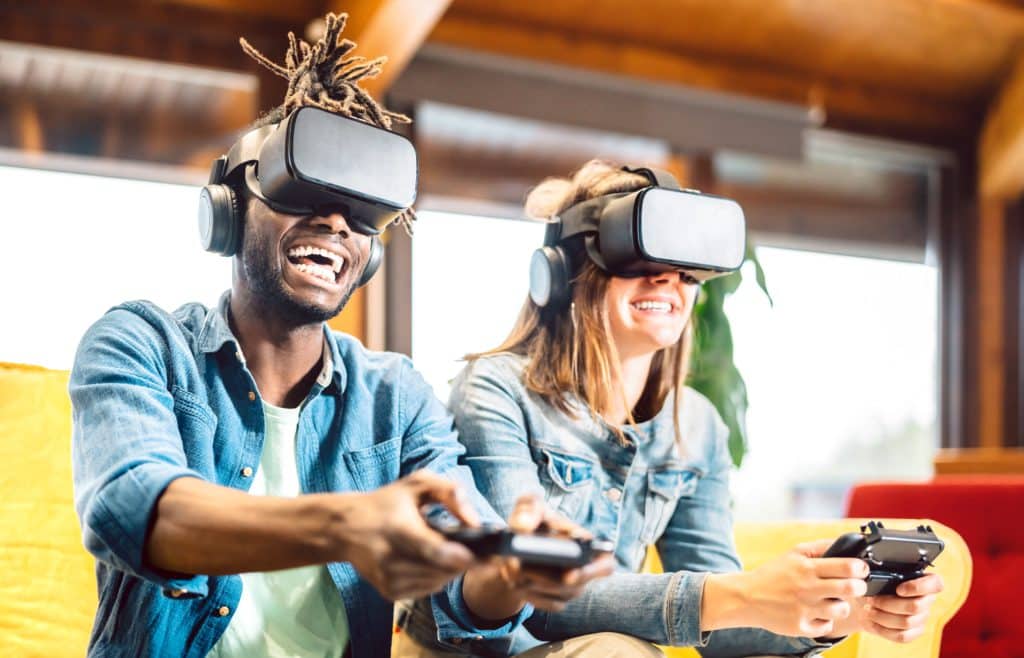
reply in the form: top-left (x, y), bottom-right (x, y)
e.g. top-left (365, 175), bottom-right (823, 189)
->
top-left (551, 194), bottom-right (623, 244)
top-left (621, 165), bottom-right (682, 191)
top-left (209, 124), bottom-right (278, 185)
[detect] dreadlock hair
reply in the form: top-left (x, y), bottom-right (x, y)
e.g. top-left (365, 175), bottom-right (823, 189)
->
top-left (239, 12), bottom-right (416, 233)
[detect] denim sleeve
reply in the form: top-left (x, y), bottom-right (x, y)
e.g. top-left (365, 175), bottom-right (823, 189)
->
top-left (655, 407), bottom-right (742, 576)
top-left (447, 358), bottom-right (546, 519)
top-left (396, 359), bottom-right (532, 643)
top-left (70, 309), bottom-right (208, 596)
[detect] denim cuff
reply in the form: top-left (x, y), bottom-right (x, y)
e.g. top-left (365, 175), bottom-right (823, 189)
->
top-left (666, 570), bottom-right (712, 647)
top-left (81, 465), bottom-right (208, 594)
top-left (431, 574), bottom-right (533, 642)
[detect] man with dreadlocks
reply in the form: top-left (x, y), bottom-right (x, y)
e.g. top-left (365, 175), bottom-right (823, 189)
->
top-left (69, 14), bottom-right (612, 658)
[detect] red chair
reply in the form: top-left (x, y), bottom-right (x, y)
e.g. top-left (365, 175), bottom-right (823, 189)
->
top-left (846, 477), bottom-right (1024, 658)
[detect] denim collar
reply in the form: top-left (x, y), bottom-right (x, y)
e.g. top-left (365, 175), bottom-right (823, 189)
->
top-left (197, 290), bottom-right (346, 393)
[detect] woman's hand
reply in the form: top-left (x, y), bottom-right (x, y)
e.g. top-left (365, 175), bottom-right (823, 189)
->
top-left (829, 572), bottom-right (944, 642)
top-left (462, 494), bottom-right (615, 620)
top-left (701, 539), bottom-right (869, 637)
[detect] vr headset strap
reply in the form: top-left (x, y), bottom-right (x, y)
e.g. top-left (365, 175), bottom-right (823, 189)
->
top-left (622, 165), bottom-right (682, 191)
top-left (214, 125), bottom-right (278, 183)
top-left (551, 194), bottom-right (620, 245)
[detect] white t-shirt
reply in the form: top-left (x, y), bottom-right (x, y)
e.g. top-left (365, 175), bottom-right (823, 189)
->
top-left (209, 402), bottom-right (350, 658)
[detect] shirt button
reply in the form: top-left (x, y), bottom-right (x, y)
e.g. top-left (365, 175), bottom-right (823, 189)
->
top-left (169, 588), bottom-right (186, 598)
top-left (217, 606), bottom-right (231, 617)
top-left (605, 487), bottom-right (622, 502)
top-left (247, 391), bottom-right (256, 401)
top-left (241, 466), bottom-right (254, 478)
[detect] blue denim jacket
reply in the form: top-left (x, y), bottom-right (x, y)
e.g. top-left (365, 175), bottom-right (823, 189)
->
top-left (70, 294), bottom-right (528, 658)
top-left (402, 353), bottom-right (832, 657)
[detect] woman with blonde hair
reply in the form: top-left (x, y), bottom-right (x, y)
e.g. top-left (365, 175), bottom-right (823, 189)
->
top-left (396, 161), bottom-right (942, 657)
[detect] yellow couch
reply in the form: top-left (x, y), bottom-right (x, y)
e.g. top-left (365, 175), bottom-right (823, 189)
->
top-left (0, 362), bottom-right (971, 657)
top-left (649, 520), bottom-right (971, 658)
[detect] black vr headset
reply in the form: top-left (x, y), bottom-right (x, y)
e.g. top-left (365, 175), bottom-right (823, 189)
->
top-left (529, 166), bottom-right (746, 308)
top-left (198, 106), bottom-right (418, 288)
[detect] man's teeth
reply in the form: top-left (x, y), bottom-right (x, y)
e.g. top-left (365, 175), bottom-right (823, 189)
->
top-left (632, 301), bottom-right (673, 312)
top-left (287, 245), bottom-right (345, 273)
top-left (294, 263), bottom-right (336, 283)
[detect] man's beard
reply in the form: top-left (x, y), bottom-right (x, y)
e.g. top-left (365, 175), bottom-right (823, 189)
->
top-left (241, 229), bottom-right (354, 326)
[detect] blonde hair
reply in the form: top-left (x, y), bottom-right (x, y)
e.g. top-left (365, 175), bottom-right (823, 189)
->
top-left (472, 160), bottom-right (695, 444)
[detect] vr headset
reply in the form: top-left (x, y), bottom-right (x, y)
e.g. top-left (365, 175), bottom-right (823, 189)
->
top-left (529, 166), bottom-right (746, 308)
top-left (198, 106), bottom-right (418, 272)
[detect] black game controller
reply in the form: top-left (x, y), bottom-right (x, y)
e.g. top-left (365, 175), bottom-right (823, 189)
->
top-left (823, 521), bottom-right (944, 596)
top-left (422, 503), bottom-right (614, 569)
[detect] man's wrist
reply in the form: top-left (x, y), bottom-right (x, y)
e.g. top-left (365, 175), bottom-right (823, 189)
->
top-left (303, 491), bottom-right (363, 564)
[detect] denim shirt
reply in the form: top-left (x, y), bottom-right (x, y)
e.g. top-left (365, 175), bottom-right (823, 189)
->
top-left (402, 353), bottom-right (832, 657)
top-left (69, 294), bottom-right (529, 658)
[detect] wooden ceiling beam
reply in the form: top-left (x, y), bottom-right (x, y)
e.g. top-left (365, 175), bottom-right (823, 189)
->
top-left (150, 0), bottom-right (322, 24)
top-left (427, 12), bottom-right (979, 148)
top-left (979, 56), bottom-right (1024, 199)
top-left (326, 0), bottom-right (453, 97)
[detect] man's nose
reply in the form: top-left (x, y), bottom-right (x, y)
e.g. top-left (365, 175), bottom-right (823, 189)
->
top-left (309, 212), bottom-right (350, 239)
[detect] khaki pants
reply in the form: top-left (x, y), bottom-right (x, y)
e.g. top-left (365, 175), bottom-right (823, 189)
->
top-left (392, 630), bottom-right (666, 657)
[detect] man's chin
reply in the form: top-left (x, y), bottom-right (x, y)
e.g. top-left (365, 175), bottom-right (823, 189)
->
top-left (255, 286), bottom-right (351, 326)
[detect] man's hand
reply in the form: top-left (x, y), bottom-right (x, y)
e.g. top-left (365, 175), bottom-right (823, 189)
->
top-left (703, 539), bottom-right (869, 637)
top-left (332, 471), bottom-right (479, 601)
top-left (462, 494), bottom-right (615, 621)
top-left (830, 572), bottom-right (944, 643)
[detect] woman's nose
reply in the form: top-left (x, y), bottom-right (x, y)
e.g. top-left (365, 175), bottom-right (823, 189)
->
top-left (646, 271), bottom-right (676, 284)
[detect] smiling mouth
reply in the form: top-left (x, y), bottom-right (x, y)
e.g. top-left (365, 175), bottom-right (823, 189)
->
top-left (286, 245), bottom-right (345, 284)
top-left (631, 300), bottom-right (675, 313)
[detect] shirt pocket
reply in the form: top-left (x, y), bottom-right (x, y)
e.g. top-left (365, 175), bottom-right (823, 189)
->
top-left (640, 467), bottom-right (702, 545)
top-left (538, 448), bottom-right (596, 520)
top-left (343, 436), bottom-right (402, 491)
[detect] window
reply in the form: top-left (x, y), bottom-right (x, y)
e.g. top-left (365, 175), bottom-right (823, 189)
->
top-left (727, 247), bottom-right (937, 520)
top-left (410, 209), bottom-right (544, 400)
top-left (0, 165), bottom-right (230, 369)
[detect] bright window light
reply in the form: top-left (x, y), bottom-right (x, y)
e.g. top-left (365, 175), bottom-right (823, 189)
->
top-left (0, 165), bottom-right (230, 370)
top-left (411, 210), bottom-right (544, 399)
top-left (727, 247), bottom-right (937, 520)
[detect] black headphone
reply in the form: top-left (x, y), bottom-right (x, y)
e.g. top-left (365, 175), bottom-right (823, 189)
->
top-left (528, 166), bottom-right (681, 308)
top-left (198, 161), bottom-right (383, 289)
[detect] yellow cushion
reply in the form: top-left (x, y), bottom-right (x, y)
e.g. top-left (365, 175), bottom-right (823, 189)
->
top-left (0, 363), bottom-right (94, 657)
top-left (647, 519), bottom-right (972, 658)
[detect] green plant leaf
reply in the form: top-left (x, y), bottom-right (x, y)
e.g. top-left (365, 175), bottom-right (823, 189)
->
top-left (688, 248), bottom-right (770, 467)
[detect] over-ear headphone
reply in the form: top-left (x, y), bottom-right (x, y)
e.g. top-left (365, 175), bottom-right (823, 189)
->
top-left (528, 221), bottom-right (574, 308)
top-left (198, 159), bottom-right (382, 288)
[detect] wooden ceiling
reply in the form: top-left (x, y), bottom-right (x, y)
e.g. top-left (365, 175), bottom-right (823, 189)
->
top-left (432, 0), bottom-right (1024, 147)
top-left (2, 0), bottom-right (1024, 169)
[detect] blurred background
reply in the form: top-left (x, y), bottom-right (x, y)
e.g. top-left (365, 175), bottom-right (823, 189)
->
top-left (2, 0), bottom-right (1023, 522)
